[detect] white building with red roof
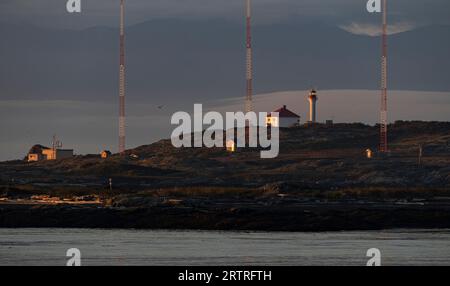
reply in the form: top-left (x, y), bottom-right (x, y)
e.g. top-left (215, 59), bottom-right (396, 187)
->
top-left (266, 105), bottom-right (300, 128)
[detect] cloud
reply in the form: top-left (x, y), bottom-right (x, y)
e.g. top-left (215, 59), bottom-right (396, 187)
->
top-left (2, 0), bottom-right (449, 29)
top-left (339, 22), bottom-right (417, 36)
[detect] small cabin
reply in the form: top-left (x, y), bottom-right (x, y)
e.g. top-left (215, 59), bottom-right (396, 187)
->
top-left (28, 148), bottom-right (73, 162)
top-left (266, 105), bottom-right (300, 128)
top-left (42, 148), bottom-right (73, 160)
top-left (26, 138), bottom-right (73, 162)
top-left (101, 150), bottom-right (112, 159)
top-left (28, 153), bottom-right (44, 162)
top-left (226, 140), bottom-right (236, 152)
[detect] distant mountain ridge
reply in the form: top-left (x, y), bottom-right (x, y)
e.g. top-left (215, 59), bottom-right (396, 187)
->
top-left (0, 20), bottom-right (449, 103)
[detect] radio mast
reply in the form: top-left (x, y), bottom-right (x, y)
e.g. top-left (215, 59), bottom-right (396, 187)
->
top-left (380, 0), bottom-right (388, 153)
top-left (119, 0), bottom-right (126, 153)
top-left (245, 0), bottom-right (253, 113)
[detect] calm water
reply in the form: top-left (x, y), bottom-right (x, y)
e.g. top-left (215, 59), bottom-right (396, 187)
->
top-left (1, 228), bottom-right (450, 266)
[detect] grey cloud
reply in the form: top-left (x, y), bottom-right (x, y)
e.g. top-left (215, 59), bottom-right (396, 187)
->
top-left (1, 0), bottom-right (449, 29)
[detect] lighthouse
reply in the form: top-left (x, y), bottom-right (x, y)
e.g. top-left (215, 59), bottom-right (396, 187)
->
top-left (308, 89), bottom-right (318, 123)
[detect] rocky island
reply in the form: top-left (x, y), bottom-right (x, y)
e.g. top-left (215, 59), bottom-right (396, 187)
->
top-left (1, 121), bottom-right (450, 231)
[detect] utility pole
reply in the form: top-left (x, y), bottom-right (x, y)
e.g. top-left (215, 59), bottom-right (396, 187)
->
top-left (418, 144), bottom-right (423, 167)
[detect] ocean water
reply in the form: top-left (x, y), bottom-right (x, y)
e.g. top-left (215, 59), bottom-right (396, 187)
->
top-left (0, 228), bottom-right (450, 266)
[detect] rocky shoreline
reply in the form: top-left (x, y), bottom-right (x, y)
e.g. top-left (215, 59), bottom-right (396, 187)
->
top-left (2, 199), bottom-right (450, 231)
top-left (1, 122), bottom-right (450, 231)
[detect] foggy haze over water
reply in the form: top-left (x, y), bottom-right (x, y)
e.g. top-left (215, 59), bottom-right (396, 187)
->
top-left (1, 89), bottom-right (449, 161)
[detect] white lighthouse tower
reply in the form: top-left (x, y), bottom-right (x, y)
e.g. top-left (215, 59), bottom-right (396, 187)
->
top-left (308, 89), bottom-right (318, 123)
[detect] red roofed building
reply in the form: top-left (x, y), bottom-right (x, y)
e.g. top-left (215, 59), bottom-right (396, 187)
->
top-left (266, 105), bottom-right (300, 128)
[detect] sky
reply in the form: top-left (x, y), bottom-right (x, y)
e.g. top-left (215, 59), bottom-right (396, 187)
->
top-left (1, 0), bottom-right (450, 30)
top-left (0, 0), bottom-right (449, 160)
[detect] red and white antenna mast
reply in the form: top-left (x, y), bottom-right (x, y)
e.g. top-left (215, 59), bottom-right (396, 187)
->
top-left (380, 0), bottom-right (388, 153)
top-left (119, 0), bottom-right (126, 153)
top-left (245, 0), bottom-right (253, 113)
